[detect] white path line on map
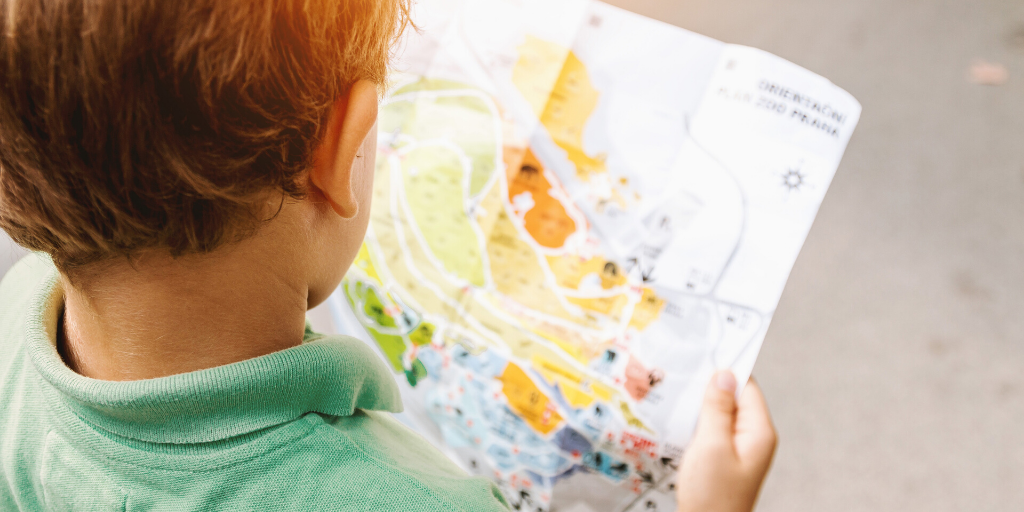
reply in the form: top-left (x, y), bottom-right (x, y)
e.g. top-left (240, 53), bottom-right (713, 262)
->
top-left (384, 88), bottom-right (498, 109)
top-left (480, 291), bottom-right (617, 343)
top-left (677, 115), bottom-right (748, 299)
top-left (448, 97), bottom-right (502, 290)
top-left (394, 139), bottom-right (494, 290)
top-left (386, 153), bottom-right (510, 351)
top-left (383, 90), bottom-right (504, 292)
top-left (384, 88), bottom-right (501, 218)
top-left (471, 149), bottom-right (503, 204)
top-left (674, 114), bottom-right (775, 371)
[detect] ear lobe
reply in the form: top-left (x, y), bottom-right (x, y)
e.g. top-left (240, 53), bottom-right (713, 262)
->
top-left (310, 80), bottom-right (379, 220)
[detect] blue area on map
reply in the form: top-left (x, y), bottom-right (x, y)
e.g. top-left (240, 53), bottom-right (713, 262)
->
top-left (574, 402), bottom-right (611, 441)
top-left (451, 345), bottom-right (508, 377)
top-left (583, 451), bottom-right (630, 481)
top-left (487, 444), bottom-right (517, 470)
top-left (417, 347), bottom-right (444, 381)
top-left (554, 427), bottom-right (592, 455)
top-left (419, 344), bottom-right (654, 488)
top-left (517, 451), bottom-right (570, 475)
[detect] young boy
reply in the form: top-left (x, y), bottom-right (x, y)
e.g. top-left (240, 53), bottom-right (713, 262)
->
top-left (0, 0), bottom-right (775, 510)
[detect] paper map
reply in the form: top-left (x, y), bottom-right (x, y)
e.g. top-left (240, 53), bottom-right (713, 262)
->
top-left (328, 0), bottom-right (861, 510)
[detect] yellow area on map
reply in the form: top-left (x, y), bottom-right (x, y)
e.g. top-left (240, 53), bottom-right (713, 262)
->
top-left (619, 400), bottom-right (652, 432)
top-left (353, 244), bottom-right (383, 285)
top-left (628, 287), bottom-right (667, 331)
top-left (402, 146), bottom-right (486, 287)
top-left (547, 255), bottom-right (628, 290)
top-left (511, 35), bottom-right (568, 118)
top-left (531, 354), bottom-right (617, 409)
top-left (566, 295), bottom-right (628, 317)
top-left (383, 82), bottom-right (498, 196)
top-left (513, 36), bottom-right (607, 181)
top-left (498, 363), bottom-right (563, 435)
top-left (369, 150), bottom-right (474, 330)
top-left (530, 324), bottom-right (588, 363)
top-left (484, 204), bottom-right (578, 321)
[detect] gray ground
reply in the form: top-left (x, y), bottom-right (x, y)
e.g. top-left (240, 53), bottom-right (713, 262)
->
top-left (2, 0), bottom-right (1022, 510)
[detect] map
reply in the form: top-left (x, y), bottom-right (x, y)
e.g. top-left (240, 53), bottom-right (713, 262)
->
top-left (328, 1), bottom-right (861, 510)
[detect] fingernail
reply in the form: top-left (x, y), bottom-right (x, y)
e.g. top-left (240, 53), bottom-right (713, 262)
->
top-left (715, 371), bottom-right (737, 393)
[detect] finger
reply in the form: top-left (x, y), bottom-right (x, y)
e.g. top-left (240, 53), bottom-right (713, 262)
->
top-left (734, 377), bottom-right (777, 468)
top-left (693, 370), bottom-right (739, 449)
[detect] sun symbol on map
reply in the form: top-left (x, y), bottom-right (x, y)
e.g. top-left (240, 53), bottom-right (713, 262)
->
top-left (780, 168), bottom-right (805, 192)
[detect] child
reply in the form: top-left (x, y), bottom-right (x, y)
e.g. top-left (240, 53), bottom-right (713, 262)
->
top-left (0, 0), bottom-right (775, 510)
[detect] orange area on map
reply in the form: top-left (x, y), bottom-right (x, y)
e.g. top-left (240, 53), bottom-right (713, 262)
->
top-left (623, 354), bottom-right (664, 402)
top-left (498, 363), bottom-right (563, 435)
top-left (628, 288), bottom-right (666, 331)
top-left (507, 149), bottom-right (576, 248)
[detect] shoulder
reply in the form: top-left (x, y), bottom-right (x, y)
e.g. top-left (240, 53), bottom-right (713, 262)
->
top-left (290, 411), bottom-right (510, 512)
top-left (0, 253), bottom-right (54, 375)
top-left (0, 252), bottom-right (54, 323)
top-left (0, 254), bottom-right (52, 508)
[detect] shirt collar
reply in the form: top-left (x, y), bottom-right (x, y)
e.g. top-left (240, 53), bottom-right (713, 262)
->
top-left (26, 264), bottom-right (401, 444)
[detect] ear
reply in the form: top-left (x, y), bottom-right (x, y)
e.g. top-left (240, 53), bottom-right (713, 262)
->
top-left (310, 80), bottom-right (378, 219)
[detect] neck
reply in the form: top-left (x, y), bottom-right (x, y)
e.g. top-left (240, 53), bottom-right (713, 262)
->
top-left (60, 245), bottom-right (310, 381)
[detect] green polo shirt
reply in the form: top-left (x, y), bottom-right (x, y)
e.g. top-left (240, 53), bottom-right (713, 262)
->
top-left (0, 254), bottom-right (509, 511)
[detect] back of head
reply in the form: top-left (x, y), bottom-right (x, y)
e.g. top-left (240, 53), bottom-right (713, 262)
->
top-left (0, 0), bottom-right (407, 271)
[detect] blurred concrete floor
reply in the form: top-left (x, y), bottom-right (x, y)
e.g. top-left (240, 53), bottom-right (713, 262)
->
top-left (3, 0), bottom-right (1022, 510)
top-left (596, 0), bottom-right (1024, 510)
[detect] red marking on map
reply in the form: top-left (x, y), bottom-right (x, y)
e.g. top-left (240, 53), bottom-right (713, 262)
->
top-left (622, 432), bottom-right (657, 460)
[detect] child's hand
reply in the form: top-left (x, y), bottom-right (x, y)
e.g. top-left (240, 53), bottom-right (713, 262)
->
top-left (676, 371), bottom-right (777, 512)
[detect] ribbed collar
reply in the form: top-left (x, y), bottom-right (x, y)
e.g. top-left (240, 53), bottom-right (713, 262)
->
top-left (25, 264), bottom-right (401, 444)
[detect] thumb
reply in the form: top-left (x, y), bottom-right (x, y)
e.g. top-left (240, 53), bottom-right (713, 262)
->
top-left (693, 370), bottom-right (739, 449)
